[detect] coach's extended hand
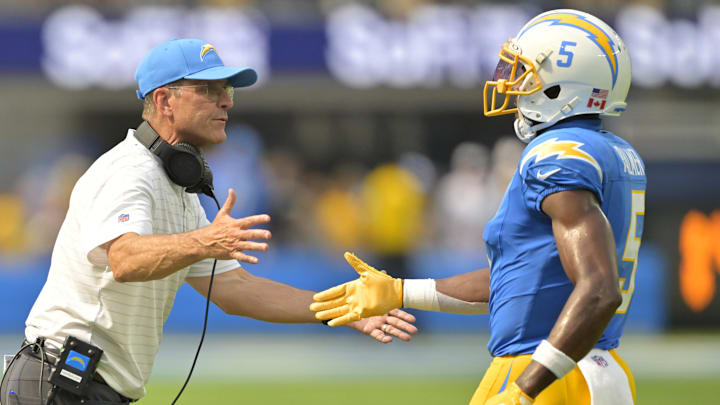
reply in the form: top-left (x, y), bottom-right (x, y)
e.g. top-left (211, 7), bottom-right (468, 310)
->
top-left (310, 252), bottom-right (403, 326)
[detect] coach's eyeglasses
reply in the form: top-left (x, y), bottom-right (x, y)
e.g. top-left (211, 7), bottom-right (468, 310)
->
top-left (167, 83), bottom-right (234, 102)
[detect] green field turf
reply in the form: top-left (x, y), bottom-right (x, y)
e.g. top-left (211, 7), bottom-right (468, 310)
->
top-left (142, 378), bottom-right (720, 404)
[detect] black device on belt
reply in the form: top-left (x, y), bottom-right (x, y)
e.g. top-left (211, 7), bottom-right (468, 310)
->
top-left (48, 335), bottom-right (104, 397)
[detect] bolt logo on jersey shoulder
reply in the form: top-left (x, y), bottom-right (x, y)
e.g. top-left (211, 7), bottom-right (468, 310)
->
top-left (518, 11), bottom-right (619, 88)
top-left (520, 138), bottom-right (603, 181)
top-left (200, 44), bottom-right (217, 61)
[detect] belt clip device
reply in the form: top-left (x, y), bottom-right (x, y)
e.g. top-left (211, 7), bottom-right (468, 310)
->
top-left (48, 336), bottom-right (103, 396)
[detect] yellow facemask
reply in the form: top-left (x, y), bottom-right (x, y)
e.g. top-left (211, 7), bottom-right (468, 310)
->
top-left (483, 41), bottom-right (543, 117)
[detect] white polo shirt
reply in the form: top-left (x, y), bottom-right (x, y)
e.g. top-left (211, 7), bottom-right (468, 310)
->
top-left (25, 129), bottom-right (239, 400)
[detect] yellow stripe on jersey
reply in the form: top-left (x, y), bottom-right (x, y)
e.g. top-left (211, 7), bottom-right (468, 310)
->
top-left (520, 138), bottom-right (603, 181)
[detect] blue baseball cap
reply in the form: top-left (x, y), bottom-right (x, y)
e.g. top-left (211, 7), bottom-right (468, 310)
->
top-left (134, 38), bottom-right (258, 100)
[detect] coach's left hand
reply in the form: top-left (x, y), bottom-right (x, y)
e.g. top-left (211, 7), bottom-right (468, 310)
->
top-left (346, 309), bottom-right (418, 343)
top-left (484, 382), bottom-right (534, 405)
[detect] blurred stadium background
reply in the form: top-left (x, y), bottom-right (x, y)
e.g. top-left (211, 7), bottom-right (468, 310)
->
top-left (1, 0), bottom-right (719, 403)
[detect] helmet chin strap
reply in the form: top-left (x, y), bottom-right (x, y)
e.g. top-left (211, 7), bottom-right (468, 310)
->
top-left (514, 96), bottom-right (581, 143)
top-left (513, 116), bottom-right (536, 143)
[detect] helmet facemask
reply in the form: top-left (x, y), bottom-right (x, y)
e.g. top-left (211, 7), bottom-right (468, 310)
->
top-left (483, 40), bottom-right (543, 117)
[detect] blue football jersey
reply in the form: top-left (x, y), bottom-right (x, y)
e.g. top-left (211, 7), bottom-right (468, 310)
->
top-left (483, 118), bottom-right (646, 357)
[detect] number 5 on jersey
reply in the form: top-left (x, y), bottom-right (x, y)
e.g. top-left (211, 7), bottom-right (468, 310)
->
top-left (617, 190), bottom-right (645, 314)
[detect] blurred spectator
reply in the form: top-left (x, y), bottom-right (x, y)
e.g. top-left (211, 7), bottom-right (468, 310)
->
top-left (313, 163), bottom-right (365, 252)
top-left (203, 0), bottom-right (256, 7)
top-left (398, 151), bottom-right (437, 194)
top-left (376, 0), bottom-right (430, 19)
top-left (263, 149), bottom-right (309, 244)
top-left (361, 162), bottom-right (425, 278)
top-left (433, 142), bottom-right (493, 253)
top-left (199, 124), bottom-right (271, 220)
top-left (564, 0), bottom-right (628, 21)
top-left (488, 136), bottom-right (524, 208)
top-left (13, 153), bottom-right (91, 256)
top-left (0, 194), bottom-right (27, 257)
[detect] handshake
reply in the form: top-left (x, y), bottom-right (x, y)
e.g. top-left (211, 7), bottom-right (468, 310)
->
top-left (309, 252), bottom-right (403, 326)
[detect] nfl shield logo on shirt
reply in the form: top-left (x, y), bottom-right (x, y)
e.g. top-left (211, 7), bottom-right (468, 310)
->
top-left (591, 355), bottom-right (609, 368)
top-left (118, 213), bottom-right (129, 223)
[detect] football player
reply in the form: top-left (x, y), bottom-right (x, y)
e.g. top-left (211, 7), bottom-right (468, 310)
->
top-left (310, 9), bottom-right (644, 405)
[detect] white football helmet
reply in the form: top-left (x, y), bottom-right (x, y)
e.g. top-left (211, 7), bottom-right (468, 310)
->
top-left (483, 9), bottom-right (632, 142)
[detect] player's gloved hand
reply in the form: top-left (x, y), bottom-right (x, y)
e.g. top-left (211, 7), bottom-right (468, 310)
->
top-left (310, 252), bottom-right (403, 326)
top-left (484, 382), bottom-right (534, 405)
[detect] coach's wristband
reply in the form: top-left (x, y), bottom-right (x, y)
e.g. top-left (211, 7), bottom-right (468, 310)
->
top-left (531, 339), bottom-right (576, 379)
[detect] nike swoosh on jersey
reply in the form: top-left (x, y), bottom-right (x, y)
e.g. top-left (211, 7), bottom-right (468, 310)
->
top-left (536, 168), bottom-right (561, 180)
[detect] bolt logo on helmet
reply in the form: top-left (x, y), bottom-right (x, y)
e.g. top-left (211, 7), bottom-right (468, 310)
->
top-left (483, 9), bottom-right (632, 143)
top-left (518, 12), bottom-right (619, 89)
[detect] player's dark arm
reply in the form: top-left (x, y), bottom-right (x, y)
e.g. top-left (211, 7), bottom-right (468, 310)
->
top-left (515, 189), bottom-right (622, 398)
top-left (434, 268), bottom-right (490, 303)
top-left (394, 268), bottom-right (490, 314)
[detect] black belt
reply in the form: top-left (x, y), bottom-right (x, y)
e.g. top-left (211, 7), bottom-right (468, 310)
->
top-left (93, 372), bottom-right (108, 385)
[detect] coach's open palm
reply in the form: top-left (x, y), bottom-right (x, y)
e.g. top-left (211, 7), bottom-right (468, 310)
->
top-left (310, 252), bottom-right (403, 326)
top-left (205, 188), bottom-right (272, 264)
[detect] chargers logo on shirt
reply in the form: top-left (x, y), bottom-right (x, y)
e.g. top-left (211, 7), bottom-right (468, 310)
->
top-left (200, 44), bottom-right (217, 61)
top-left (66, 350), bottom-right (90, 371)
top-left (518, 11), bottom-right (619, 88)
top-left (520, 138), bottom-right (603, 181)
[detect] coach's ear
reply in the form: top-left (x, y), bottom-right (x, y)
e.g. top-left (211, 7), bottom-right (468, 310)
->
top-left (152, 87), bottom-right (176, 117)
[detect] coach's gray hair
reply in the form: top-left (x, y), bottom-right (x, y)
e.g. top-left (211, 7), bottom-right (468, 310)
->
top-left (141, 92), bottom-right (156, 120)
top-left (141, 81), bottom-right (185, 120)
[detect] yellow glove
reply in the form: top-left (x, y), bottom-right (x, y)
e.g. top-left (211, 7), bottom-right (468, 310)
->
top-left (484, 382), bottom-right (534, 405)
top-left (309, 252), bottom-right (403, 326)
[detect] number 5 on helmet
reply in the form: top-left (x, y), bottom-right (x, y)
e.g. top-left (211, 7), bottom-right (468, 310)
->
top-left (310, 252), bottom-right (403, 326)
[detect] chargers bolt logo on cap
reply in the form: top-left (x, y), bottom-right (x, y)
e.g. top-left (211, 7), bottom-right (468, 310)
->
top-left (200, 44), bottom-right (217, 61)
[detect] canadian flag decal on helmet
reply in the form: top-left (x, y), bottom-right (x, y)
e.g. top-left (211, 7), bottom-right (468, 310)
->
top-left (587, 88), bottom-right (608, 109)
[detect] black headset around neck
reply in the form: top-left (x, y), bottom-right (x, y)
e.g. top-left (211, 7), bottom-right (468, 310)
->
top-left (133, 121), bottom-right (215, 197)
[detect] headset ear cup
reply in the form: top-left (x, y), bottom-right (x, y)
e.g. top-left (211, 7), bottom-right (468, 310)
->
top-left (173, 143), bottom-right (213, 194)
top-left (195, 157), bottom-right (214, 194)
top-left (167, 143), bottom-right (204, 188)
